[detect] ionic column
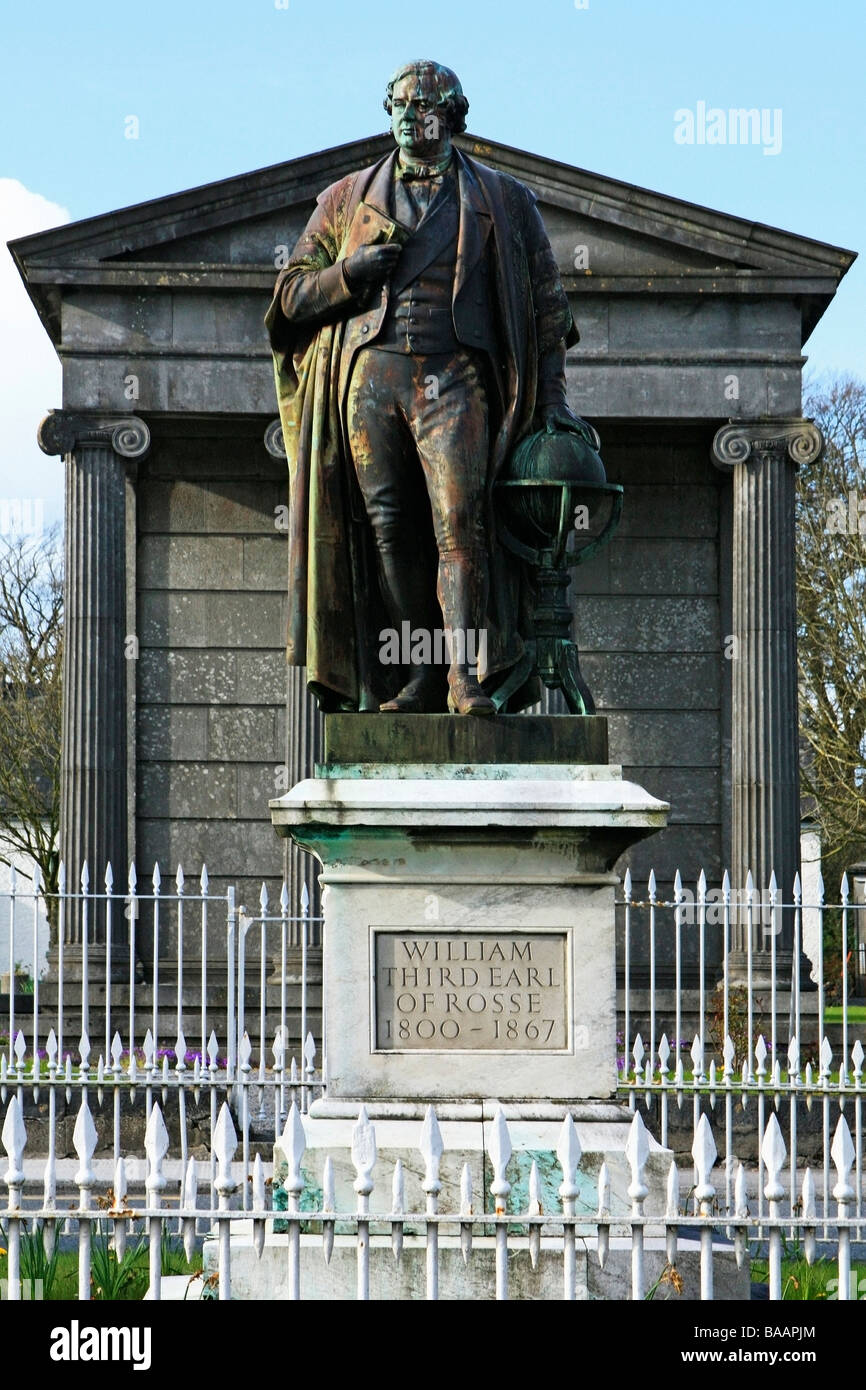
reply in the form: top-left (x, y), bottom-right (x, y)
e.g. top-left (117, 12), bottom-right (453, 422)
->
top-left (265, 418), bottom-right (324, 940)
top-left (38, 411), bottom-right (150, 950)
top-left (712, 417), bottom-right (822, 985)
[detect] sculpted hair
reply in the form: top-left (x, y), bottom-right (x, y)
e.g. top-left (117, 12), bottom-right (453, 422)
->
top-left (384, 60), bottom-right (469, 135)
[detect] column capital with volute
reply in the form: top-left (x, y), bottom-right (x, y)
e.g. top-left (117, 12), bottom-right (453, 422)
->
top-left (37, 410), bottom-right (151, 461)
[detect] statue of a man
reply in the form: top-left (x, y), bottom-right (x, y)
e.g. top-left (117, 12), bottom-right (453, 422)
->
top-left (266, 59), bottom-right (591, 714)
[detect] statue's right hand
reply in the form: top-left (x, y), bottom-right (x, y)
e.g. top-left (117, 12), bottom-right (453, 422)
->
top-left (344, 242), bottom-right (402, 288)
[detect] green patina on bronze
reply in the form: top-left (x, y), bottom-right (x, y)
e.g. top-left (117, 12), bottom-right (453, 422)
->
top-left (266, 59), bottom-right (609, 718)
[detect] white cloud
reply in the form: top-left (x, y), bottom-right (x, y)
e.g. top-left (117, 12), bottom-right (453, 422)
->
top-left (0, 180), bottom-right (70, 536)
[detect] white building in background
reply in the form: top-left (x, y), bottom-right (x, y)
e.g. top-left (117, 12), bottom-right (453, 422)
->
top-left (799, 818), bottom-right (823, 986)
top-left (0, 829), bottom-right (51, 985)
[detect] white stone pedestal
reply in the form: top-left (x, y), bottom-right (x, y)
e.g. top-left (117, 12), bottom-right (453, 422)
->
top-left (255, 722), bottom-right (681, 1300)
top-left (270, 758), bottom-right (668, 1107)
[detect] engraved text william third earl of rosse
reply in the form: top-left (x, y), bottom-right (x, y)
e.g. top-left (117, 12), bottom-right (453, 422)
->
top-left (374, 931), bottom-right (569, 1051)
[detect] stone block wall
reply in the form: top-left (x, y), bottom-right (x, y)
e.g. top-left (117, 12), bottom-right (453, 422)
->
top-left (571, 422), bottom-right (729, 985)
top-left (134, 421), bottom-right (289, 952)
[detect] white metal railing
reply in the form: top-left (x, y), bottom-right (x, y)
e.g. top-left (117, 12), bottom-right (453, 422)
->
top-left (619, 867), bottom-right (866, 1230)
top-left (620, 866), bottom-right (866, 1081)
top-left (2, 858), bottom-right (865, 1301)
top-left (1, 1094), bottom-right (861, 1302)
top-left (0, 862), bottom-right (325, 1218)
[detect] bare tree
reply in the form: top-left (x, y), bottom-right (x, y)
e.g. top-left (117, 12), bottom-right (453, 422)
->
top-left (0, 525), bottom-right (62, 901)
top-left (797, 376), bottom-right (866, 885)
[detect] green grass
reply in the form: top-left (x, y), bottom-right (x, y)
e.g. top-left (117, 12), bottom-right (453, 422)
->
top-left (825, 1005), bottom-right (866, 1023)
top-left (750, 1244), bottom-right (866, 1300)
top-left (0, 1222), bottom-right (203, 1300)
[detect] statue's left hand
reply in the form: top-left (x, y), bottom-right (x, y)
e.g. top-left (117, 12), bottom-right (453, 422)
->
top-left (537, 403), bottom-right (601, 451)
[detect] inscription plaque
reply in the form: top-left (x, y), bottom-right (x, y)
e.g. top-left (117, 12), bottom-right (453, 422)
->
top-left (373, 930), bottom-right (569, 1051)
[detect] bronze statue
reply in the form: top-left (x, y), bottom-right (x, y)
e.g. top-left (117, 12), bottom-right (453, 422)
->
top-left (266, 59), bottom-right (595, 715)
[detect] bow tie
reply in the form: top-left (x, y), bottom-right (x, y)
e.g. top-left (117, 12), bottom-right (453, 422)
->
top-left (397, 159), bottom-right (451, 181)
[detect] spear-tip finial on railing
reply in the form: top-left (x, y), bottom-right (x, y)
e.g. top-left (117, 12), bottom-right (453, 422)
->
top-left (144, 1104), bottom-right (170, 1200)
top-left (691, 1113), bottom-right (717, 1210)
top-left (2, 1094), bottom-right (27, 1190)
top-left (625, 1111), bottom-right (650, 1207)
top-left (556, 1112), bottom-right (581, 1201)
top-left (213, 1103), bottom-right (239, 1197)
top-left (419, 1105), bottom-right (443, 1196)
top-left (760, 1113), bottom-right (787, 1203)
top-left (352, 1106), bottom-right (377, 1198)
top-left (488, 1105), bottom-right (512, 1214)
top-left (831, 1114), bottom-right (855, 1205)
top-left (72, 1099), bottom-right (98, 1192)
top-left (281, 1101), bottom-right (307, 1198)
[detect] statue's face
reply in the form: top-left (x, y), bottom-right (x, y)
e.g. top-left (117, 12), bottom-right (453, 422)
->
top-left (390, 70), bottom-right (447, 155)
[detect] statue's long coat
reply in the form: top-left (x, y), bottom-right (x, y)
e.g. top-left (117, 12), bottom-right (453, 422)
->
top-left (265, 147), bottom-right (576, 711)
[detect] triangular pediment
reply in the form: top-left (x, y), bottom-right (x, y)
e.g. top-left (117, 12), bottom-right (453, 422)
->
top-left (10, 132), bottom-right (855, 345)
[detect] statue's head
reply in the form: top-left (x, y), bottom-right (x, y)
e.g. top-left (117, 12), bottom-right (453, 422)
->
top-left (384, 60), bottom-right (469, 155)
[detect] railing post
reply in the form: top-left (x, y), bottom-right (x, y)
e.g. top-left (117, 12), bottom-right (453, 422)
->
top-left (352, 1107), bottom-right (377, 1301)
top-left (832, 1115), bottom-right (855, 1301)
top-left (2, 1096), bottom-right (26, 1301)
top-left (145, 1104), bottom-right (169, 1301)
top-left (557, 1113), bottom-right (581, 1301)
top-left (281, 1102), bottom-right (306, 1300)
top-left (213, 1102), bottom-right (238, 1302)
top-left (488, 1106), bottom-right (512, 1302)
top-left (420, 1106), bottom-right (443, 1301)
top-left (226, 887), bottom-right (237, 1083)
top-left (626, 1111), bottom-right (649, 1300)
top-left (762, 1113), bottom-right (787, 1301)
top-left (72, 1099), bottom-right (98, 1302)
top-left (692, 1113), bottom-right (717, 1300)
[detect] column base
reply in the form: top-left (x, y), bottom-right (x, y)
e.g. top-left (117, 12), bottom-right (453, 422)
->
top-left (725, 949), bottom-right (816, 992)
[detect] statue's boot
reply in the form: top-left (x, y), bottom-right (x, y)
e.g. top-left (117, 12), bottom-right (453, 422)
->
top-left (438, 549), bottom-right (496, 717)
top-left (376, 544), bottom-right (446, 713)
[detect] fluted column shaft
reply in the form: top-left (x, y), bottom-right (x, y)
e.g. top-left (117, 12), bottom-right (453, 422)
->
top-left (285, 665), bottom-right (324, 940)
top-left (713, 418), bottom-right (822, 982)
top-left (39, 411), bottom-right (150, 946)
top-left (266, 418), bottom-right (324, 943)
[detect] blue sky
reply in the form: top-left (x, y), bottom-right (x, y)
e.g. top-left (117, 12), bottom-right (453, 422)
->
top-left (2, 0), bottom-right (864, 528)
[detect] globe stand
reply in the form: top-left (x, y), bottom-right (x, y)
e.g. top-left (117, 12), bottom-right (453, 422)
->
top-left (494, 460), bottom-right (623, 714)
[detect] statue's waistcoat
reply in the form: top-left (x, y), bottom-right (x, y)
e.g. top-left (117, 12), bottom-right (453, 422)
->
top-left (372, 177), bottom-right (497, 360)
